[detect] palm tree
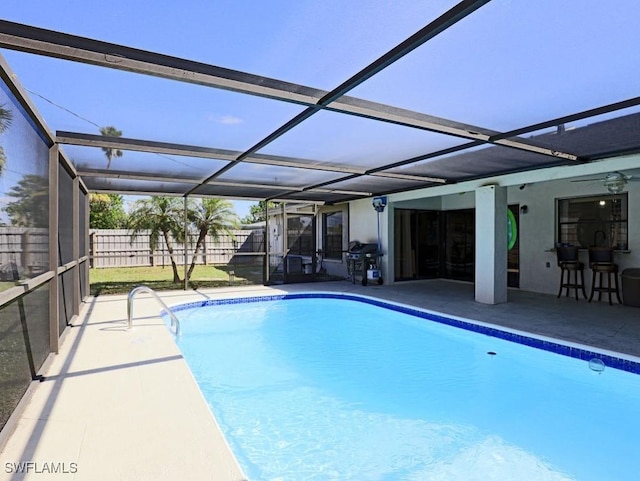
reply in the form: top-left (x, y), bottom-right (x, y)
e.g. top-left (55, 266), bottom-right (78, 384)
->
top-left (0, 103), bottom-right (13, 175)
top-left (128, 196), bottom-right (185, 283)
top-left (99, 125), bottom-right (123, 169)
top-left (186, 198), bottom-right (239, 278)
top-left (241, 200), bottom-right (276, 224)
top-left (4, 174), bottom-right (48, 227)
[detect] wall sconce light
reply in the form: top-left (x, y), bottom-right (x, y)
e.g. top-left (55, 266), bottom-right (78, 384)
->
top-left (520, 205), bottom-right (528, 214)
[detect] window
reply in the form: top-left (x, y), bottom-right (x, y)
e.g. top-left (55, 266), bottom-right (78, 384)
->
top-left (557, 194), bottom-right (628, 249)
top-left (323, 211), bottom-right (343, 260)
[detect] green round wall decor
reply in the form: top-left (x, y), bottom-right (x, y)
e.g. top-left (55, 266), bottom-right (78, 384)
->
top-left (507, 209), bottom-right (518, 250)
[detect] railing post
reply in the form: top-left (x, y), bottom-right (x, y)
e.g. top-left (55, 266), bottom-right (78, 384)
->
top-left (127, 285), bottom-right (181, 336)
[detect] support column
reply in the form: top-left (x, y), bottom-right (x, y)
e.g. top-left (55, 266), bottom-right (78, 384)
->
top-left (282, 203), bottom-right (288, 283)
top-left (475, 185), bottom-right (508, 304)
top-left (72, 177), bottom-right (80, 317)
top-left (184, 196), bottom-right (189, 291)
top-left (384, 204), bottom-right (394, 285)
top-left (84, 189), bottom-right (90, 298)
top-left (48, 145), bottom-right (59, 353)
top-left (264, 201), bottom-right (270, 284)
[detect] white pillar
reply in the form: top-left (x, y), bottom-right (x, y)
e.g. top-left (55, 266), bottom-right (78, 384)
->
top-left (384, 204), bottom-right (394, 284)
top-left (475, 185), bottom-right (508, 304)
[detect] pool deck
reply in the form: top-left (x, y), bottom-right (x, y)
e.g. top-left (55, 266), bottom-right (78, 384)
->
top-left (1, 279), bottom-right (639, 480)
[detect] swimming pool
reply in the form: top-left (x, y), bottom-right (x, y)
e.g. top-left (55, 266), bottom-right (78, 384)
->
top-left (169, 293), bottom-right (640, 481)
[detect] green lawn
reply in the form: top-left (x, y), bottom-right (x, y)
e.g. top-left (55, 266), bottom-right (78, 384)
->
top-left (90, 264), bottom-right (264, 296)
top-left (0, 281), bottom-right (16, 293)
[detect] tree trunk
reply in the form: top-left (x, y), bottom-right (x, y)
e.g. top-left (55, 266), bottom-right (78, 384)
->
top-left (163, 230), bottom-right (181, 283)
top-left (187, 229), bottom-right (207, 279)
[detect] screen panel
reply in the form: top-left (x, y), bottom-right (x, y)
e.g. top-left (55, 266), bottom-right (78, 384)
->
top-left (79, 189), bottom-right (87, 257)
top-left (325, 175), bottom-right (429, 195)
top-left (217, 163), bottom-right (347, 189)
top-left (3, 50), bottom-right (312, 151)
top-left (0, 283), bottom-right (50, 431)
top-left (0, 80), bottom-right (50, 279)
top-left (64, 145), bottom-right (231, 182)
top-left (386, 144), bottom-right (568, 181)
top-left (351, 0), bottom-right (640, 132)
top-left (259, 109), bottom-right (468, 170)
top-left (505, 109), bottom-right (640, 160)
top-left (1, 1), bottom-right (459, 90)
top-left (58, 165), bottom-right (74, 265)
top-left (60, 269), bottom-right (74, 328)
top-left (193, 183), bottom-right (288, 200)
top-left (80, 260), bottom-right (88, 300)
top-left (82, 177), bottom-right (195, 196)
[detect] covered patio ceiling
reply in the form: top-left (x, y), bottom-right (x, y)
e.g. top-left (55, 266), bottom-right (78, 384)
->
top-left (1, 0), bottom-right (639, 204)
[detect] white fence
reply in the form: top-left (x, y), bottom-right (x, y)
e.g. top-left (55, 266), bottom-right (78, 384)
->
top-left (89, 229), bottom-right (265, 268)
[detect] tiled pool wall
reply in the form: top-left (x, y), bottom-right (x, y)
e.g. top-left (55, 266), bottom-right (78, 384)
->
top-left (168, 293), bottom-right (640, 375)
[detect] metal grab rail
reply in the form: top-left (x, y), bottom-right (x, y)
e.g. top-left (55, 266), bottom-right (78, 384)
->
top-left (127, 285), bottom-right (181, 337)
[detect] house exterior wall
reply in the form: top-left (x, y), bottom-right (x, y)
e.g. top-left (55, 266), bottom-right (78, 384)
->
top-left (367, 154), bottom-right (640, 297)
top-left (267, 156), bottom-right (640, 294)
top-left (507, 177), bottom-right (640, 295)
top-left (348, 198), bottom-right (391, 282)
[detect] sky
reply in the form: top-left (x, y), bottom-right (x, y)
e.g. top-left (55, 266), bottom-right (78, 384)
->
top-left (1, 0), bottom-right (640, 221)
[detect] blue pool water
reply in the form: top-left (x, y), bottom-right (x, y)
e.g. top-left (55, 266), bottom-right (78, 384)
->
top-left (169, 294), bottom-right (640, 481)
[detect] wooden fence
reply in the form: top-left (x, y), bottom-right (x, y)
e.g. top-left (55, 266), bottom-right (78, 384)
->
top-left (0, 227), bottom-right (48, 279)
top-left (89, 229), bottom-right (265, 268)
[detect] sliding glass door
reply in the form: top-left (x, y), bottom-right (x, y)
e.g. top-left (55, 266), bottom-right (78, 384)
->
top-left (394, 207), bottom-right (519, 286)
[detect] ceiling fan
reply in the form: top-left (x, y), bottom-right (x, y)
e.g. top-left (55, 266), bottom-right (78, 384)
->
top-left (570, 171), bottom-right (638, 194)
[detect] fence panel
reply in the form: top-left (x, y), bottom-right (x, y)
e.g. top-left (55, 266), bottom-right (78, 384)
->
top-left (89, 229), bottom-right (264, 268)
top-left (0, 227), bottom-right (48, 279)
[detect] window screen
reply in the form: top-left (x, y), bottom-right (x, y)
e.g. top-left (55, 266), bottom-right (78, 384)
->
top-left (557, 194), bottom-right (628, 249)
top-left (323, 211), bottom-right (343, 260)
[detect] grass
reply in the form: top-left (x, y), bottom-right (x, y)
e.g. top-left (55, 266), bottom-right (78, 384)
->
top-left (90, 264), bottom-right (264, 296)
top-left (0, 281), bottom-right (16, 293)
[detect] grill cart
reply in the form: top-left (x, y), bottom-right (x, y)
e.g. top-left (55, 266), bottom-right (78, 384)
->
top-left (347, 196), bottom-right (387, 286)
top-left (348, 242), bottom-right (382, 286)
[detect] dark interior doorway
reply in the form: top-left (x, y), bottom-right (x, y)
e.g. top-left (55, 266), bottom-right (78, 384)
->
top-left (394, 206), bottom-right (519, 287)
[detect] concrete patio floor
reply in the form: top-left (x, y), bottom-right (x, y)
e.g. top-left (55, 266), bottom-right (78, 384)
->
top-left (1, 279), bottom-right (639, 480)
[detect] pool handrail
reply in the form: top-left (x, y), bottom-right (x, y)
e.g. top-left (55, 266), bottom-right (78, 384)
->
top-left (127, 285), bottom-right (181, 337)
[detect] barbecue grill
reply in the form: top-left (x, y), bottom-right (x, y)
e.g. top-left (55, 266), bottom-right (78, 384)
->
top-left (348, 242), bottom-right (382, 286)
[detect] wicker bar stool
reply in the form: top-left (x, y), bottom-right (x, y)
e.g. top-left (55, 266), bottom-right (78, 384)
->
top-left (588, 247), bottom-right (622, 305)
top-left (556, 246), bottom-right (587, 300)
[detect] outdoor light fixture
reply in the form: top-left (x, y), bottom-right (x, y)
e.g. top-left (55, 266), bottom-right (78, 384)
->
top-left (603, 172), bottom-right (627, 194)
top-left (372, 196), bottom-right (387, 212)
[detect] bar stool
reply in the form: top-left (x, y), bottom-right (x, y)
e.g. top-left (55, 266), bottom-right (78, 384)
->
top-left (588, 247), bottom-right (622, 305)
top-left (556, 246), bottom-right (587, 300)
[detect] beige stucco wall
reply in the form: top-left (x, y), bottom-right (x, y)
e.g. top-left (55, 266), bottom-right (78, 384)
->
top-left (357, 153), bottom-right (640, 295)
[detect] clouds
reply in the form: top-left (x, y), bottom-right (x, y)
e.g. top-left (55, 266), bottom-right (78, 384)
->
top-left (208, 114), bottom-right (243, 125)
